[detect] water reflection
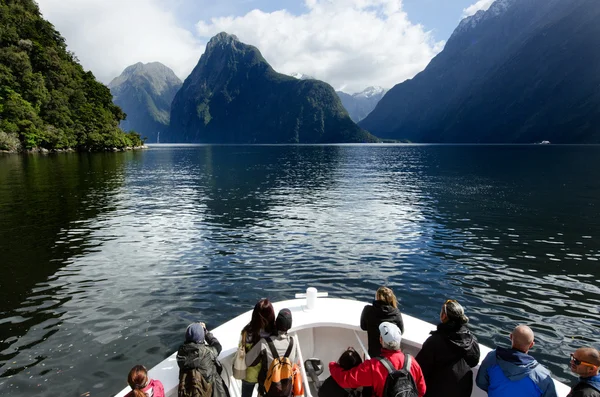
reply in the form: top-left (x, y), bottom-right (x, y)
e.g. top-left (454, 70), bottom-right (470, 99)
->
top-left (0, 145), bottom-right (599, 397)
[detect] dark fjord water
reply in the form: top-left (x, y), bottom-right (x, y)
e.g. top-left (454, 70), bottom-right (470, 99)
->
top-left (0, 144), bottom-right (599, 397)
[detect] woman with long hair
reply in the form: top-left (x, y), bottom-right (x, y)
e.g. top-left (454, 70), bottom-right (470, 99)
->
top-left (125, 365), bottom-right (165, 397)
top-left (360, 286), bottom-right (404, 358)
top-left (240, 298), bottom-right (276, 397)
top-left (415, 299), bottom-right (480, 397)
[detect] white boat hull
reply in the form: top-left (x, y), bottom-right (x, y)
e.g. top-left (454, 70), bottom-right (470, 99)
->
top-left (115, 295), bottom-right (570, 397)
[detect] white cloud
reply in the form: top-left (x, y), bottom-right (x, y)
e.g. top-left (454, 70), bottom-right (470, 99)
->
top-left (36, 0), bottom-right (203, 84)
top-left (462, 0), bottom-right (495, 18)
top-left (34, 0), bottom-right (444, 93)
top-left (196, 0), bottom-right (445, 93)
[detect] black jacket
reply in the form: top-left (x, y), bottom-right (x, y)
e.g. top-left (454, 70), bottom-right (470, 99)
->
top-left (177, 332), bottom-right (230, 397)
top-left (568, 381), bottom-right (600, 397)
top-left (360, 300), bottom-right (404, 358)
top-left (415, 322), bottom-right (480, 397)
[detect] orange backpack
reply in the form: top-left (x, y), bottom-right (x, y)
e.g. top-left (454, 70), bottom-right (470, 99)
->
top-left (263, 337), bottom-right (295, 397)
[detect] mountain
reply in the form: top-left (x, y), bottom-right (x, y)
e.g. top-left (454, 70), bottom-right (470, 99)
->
top-left (360, 0), bottom-right (600, 143)
top-left (109, 62), bottom-right (182, 143)
top-left (167, 33), bottom-right (377, 143)
top-left (290, 72), bottom-right (315, 80)
top-left (0, 0), bottom-right (142, 152)
top-left (337, 86), bottom-right (387, 123)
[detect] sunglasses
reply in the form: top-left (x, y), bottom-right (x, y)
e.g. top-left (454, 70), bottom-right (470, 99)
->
top-left (570, 354), bottom-right (598, 368)
top-left (443, 299), bottom-right (457, 315)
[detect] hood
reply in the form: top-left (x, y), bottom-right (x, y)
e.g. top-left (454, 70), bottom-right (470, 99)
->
top-left (433, 323), bottom-right (477, 351)
top-left (495, 347), bottom-right (539, 381)
top-left (372, 300), bottom-right (400, 316)
top-left (581, 374), bottom-right (600, 392)
top-left (177, 342), bottom-right (214, 371)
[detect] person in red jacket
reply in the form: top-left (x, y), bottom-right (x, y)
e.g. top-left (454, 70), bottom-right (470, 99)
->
top-left (329, 322), bottom-right (426, 397)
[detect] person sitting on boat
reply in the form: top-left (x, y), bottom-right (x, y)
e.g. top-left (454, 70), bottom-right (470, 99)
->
top-left (176, 322), bottom-right (230, 397)
top-left (476, 324), bottom-right (557, 397)
top-left (567, 347), bottom-right (600, 397)
top-left (246, 308), bottom-right (299, 396)
top-left (319, 347), bottom-right (364, 397)
top-left (240, 298), bottom-right (276, 397)
top-left (124, 364), bottom-right (165, 397)
top-left (415, 299), bottom-right (480, 397)
top-left (360, 286), bottom-right (404, 358)
top-left (329, 322), bottom-right (426, 397)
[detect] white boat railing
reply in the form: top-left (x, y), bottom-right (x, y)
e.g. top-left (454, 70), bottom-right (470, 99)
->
top-left (291, 333), bottom-right (313, 397)
top-left (354, 330), bottom-right (371, 360)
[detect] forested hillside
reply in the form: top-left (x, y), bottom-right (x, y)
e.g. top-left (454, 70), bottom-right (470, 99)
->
top-left (0, 0), bottom-right (142, 151)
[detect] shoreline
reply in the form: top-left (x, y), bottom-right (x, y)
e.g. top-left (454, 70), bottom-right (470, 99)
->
top-left (0, 145), bottom-right (149, 155)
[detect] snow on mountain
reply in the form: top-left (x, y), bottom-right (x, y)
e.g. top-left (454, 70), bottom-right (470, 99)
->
top-left (454, 0), bottom-right (516, 36)
top-left (290, 72), bottom-right (315, 80)
top-left (354, 86), bottom-right (386, 99)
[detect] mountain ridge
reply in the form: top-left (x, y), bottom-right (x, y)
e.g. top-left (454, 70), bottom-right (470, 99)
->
top-left (360, 0), bottom-right (600, 143)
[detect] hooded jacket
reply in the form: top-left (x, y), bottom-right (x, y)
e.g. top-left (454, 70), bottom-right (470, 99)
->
top-left (177, 332), bottom-right (230, 397)
top-left (360, 300), bottom-right (404, 358)
top-left (476, 347), bottom-right (558, 397)
top-left (415, 322), bottom-right (480, 397)
top-left (329, 348), bottom-right (426, 397)
top-left (567, 374), bottom-right (600, 397)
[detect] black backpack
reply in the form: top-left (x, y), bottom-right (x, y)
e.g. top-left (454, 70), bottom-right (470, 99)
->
top-left (377, 355), bottom-right (419, 397)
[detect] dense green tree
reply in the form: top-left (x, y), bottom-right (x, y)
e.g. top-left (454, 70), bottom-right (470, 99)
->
top-left (0, 0), bottom-right (143, 151)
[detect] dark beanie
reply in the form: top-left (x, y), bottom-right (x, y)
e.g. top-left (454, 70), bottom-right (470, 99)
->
top-left (185, 323), bottom-right (205, 343)
top-left (276, 309), bottom-right (292, 332)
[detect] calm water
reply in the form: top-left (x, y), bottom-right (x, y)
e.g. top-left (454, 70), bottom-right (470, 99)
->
top-left (0, 145), bottom-right (599, 397)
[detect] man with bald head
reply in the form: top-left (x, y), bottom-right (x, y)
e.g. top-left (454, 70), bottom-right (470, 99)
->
top-left (476, 325), bottom-right (557, 397)
top-left (568, 347), bottom-right (600, 397)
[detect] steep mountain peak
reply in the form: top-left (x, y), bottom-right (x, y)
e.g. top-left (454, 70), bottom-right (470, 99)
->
top-left (206, 32), bottom-right (240, 51)
top-left (453, 0), bottom-right (517, 37)
top-left (108, 62), bottom-right (183, 142)
top-left (168, 33), bottom-right (376, 143)
top-left (355, 86), bottom-right (386, 99)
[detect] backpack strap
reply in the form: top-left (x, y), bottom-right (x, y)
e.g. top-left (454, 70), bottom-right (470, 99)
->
top-left (284, 336), bottom-right (294, 358)
top-left (266, 337), bottom-right (279, 361)
top-left (377, 354), bottom-right (412, 373)
top-left (376, 357), bottom-right (396, 374)
top-left (402, 354), bottom-right (412, 372)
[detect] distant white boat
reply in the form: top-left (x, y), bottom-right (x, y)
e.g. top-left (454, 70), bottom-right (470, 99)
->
top-left (114, 288), bottom-right (570, 397)
top-left (537, 140), bottom-right (551, 144)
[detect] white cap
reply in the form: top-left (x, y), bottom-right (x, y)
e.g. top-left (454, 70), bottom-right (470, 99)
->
top-left (379, 322), bottom-right (402, 345)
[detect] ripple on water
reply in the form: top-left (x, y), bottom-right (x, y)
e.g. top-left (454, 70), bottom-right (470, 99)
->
top-left (1, 145), bottom-right (600, 395)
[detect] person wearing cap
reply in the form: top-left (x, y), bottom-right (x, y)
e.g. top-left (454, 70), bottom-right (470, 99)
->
top-left (246, 308), bottom-right (299, 395)
top-left (415, 299), bottom-right (480, 397)
top-left (329, 321), bottom-right (426, 397)
top-left (476, 324), bottom-right (557, 397)
top-left (176, 322), bottom-right (230, 397)
top-left (567, 347), bottom-right (600, 397)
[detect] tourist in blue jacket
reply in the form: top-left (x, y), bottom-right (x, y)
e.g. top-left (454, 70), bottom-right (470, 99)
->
top-left (476, 324), bottom-right (557, 397)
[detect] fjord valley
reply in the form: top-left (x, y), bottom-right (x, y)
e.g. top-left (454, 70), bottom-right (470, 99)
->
top-left (2, 0), bottom-right (600, 396)
top-left (0, 0), bottom-right (143, 152)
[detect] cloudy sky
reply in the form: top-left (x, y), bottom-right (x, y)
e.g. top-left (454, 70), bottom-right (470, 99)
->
top-left (35, 0), bottom-right (495, 93)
